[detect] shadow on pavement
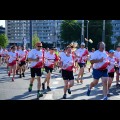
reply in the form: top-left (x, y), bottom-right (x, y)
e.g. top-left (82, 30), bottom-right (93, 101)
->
top-left (10, 91), bottom-right (37, 100)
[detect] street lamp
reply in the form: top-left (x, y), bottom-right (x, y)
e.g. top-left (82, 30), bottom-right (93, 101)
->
top-left (30, 20), bottom-right (32, 49)
top-left (102, 20), bottom-right (105, 42)
top-left (81, 20), bottom-right (84, 43)
top-left (86, 20), bottom-right (89, 48)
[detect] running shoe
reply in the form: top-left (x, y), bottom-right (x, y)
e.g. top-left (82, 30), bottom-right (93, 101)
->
top-left (68, 89), bottom-right (71, 94)
top-left (63, 94), bottom-right (67, 99)
top-left (22, 73), bottom-right (25, 77)
top-left (37, 92), bottom-right (43, 98)
top-left (12, 78), bottom-right (14, 82)
top-left (47, 86), bottom-right (51, 91)
top-left (102, 96), bottom-right (108, 100)
top-left (87, 88), bottom-right (91, 96)
top-left (8, 72), bottom-right (11, 77)
top-left (28, 85), bottom-right (32, 92)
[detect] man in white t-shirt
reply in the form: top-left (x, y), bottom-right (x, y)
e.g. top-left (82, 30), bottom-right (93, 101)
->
top-left (27, 42), bottom-right (44, 99)
top-left (87, 42), bottom-right (109, 100)
top-left (114, 45), bottom-right (120, 88)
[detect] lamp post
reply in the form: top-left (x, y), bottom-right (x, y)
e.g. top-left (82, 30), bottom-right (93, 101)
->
top-left (86, 20), bottom-right (89, 48)
top-left (81, 20), bottom-right (84, 43)
top-left (102, 20), bottom-right (105, 42)
top-left (30, 20), bottom-right (32, 49)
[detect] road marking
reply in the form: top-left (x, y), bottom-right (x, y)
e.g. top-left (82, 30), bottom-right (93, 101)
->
top-left (55, 78), bottom-right (62, 80)
top-left (52, 81), bottom-right (59, 85)
top-left (44, 94), bottom-right (53, 100)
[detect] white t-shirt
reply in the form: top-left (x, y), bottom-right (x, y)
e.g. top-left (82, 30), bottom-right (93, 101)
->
top-left (59, 52), bottom-right (66, 60)
top-left (18, 50), bottom-right (27, 62)
top-left (44, 52), bottom-right (57, 68)
top-left (8, 51), bottom-right (18, 64)
top-left (2, 49), bottom-right (8, 57)
top-left (28, 49), bottom-right (43, 68)
top-left (90, 50), bottom-right (109, 70)
top-left (114, 50), bottom-right (120, 62)
top-left (75, 48), bottom-right (89, 63)
top-left (107, 56), bottom-right (116, 73)
top-left (61, 55), bottom-right (74, 71)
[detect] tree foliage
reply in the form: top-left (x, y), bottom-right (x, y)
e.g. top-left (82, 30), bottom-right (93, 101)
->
top-left (60, 20), bottom-right (81, 45)
top-left (60, 20), bottom-right (113, 51)
top-left (32, 33), bottom-right (40, 48)
top-left (0, 34), bottom-right (9, 48)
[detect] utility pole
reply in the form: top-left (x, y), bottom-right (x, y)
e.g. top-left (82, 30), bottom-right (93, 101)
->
top-left (81, 20), bottom-right (84, 43)
top-left (30, 20), bottom-right (32, 49)
top-left (102, 20), bottom-right (105, 42)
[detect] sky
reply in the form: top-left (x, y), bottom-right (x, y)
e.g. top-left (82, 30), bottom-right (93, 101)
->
top-left (0, 20), bottom-right (5, 27)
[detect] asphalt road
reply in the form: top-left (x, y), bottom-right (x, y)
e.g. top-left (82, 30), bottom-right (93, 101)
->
top-left (0, 63), bottom-right (120, 100)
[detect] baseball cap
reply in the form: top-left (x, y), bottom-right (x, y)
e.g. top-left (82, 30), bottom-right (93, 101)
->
top-left (81, 42), bottom-right (85, 46)
top-left (109, 49), bottom-right (115, 53)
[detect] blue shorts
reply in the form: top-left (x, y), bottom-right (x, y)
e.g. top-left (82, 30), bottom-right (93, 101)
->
top-left (92, 68), bottom-right (108, 80)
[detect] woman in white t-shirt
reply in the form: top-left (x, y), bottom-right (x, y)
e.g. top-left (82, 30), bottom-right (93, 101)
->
top-left (7, 45), bottom-right (18, 81)
top-left (60, 46), bottom-right (76, 99)
top-left (42, 47), bottom-right (58, 91)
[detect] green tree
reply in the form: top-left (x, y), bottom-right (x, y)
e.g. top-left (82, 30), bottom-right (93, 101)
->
top-left (0, 34), bottom-right (9, 48)
top-left (116, 36), bottom-right (120, 46)
top-left (60, 20), bottom-right (81, 45)
top-left (32, 33), bottom-right (40, 48)
top-left (84, 20), bottom-right (113, 51)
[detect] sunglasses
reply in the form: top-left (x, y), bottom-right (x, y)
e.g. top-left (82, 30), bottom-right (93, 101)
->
top-left (37, 46), bottom-right (42, 47)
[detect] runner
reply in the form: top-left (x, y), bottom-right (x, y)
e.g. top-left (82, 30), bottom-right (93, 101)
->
top-left (1, 48), bottom-right (8, 65)
top-left (16, 46), bottom-right (21, 75)
top-left (42, 47), bottom-right (58, 91)
top-left (114, 45), bottom-right (120, 88)
top-left (75, 42), bottom-right (89, 83)
top-left (27, 42), bottom-right (44, 99)
top-left (59, 46), bottom-right (75, 99)
top-left (7, 45), bottom-right (18, 81)
top-left (107, 50), bottom-right (117, 96)
top-left (86, 42), bottom-right (109, 100)
top-left (88, 48), bottom-right (95, 72)
top-left (18, 46), bottom-right (27, 78)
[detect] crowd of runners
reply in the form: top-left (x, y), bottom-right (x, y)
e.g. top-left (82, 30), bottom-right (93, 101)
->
top-left (0, 41), bottom-right (120, 100)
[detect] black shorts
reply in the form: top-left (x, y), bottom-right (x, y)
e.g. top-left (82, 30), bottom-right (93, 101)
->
top-left (45, 66), bottom-right (53, 73)
top-left (108, 72), bottom-right (114, 78)
top-left (78, 63), bottom-right (85, 68)
top-left (62, 69), bottom-right (74, 80)
top-left (19, 61), bottom-right (26, 67)
top-left (30, 68), bottom-right (41, 78)
top-left (115, 66), bottom-right (119, 71)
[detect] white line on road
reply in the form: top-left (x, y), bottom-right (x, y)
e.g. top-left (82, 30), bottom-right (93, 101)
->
top-left (52, 81), bottom-right (59, 85)
top-left (44, 94), bottom-right (53, 100)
